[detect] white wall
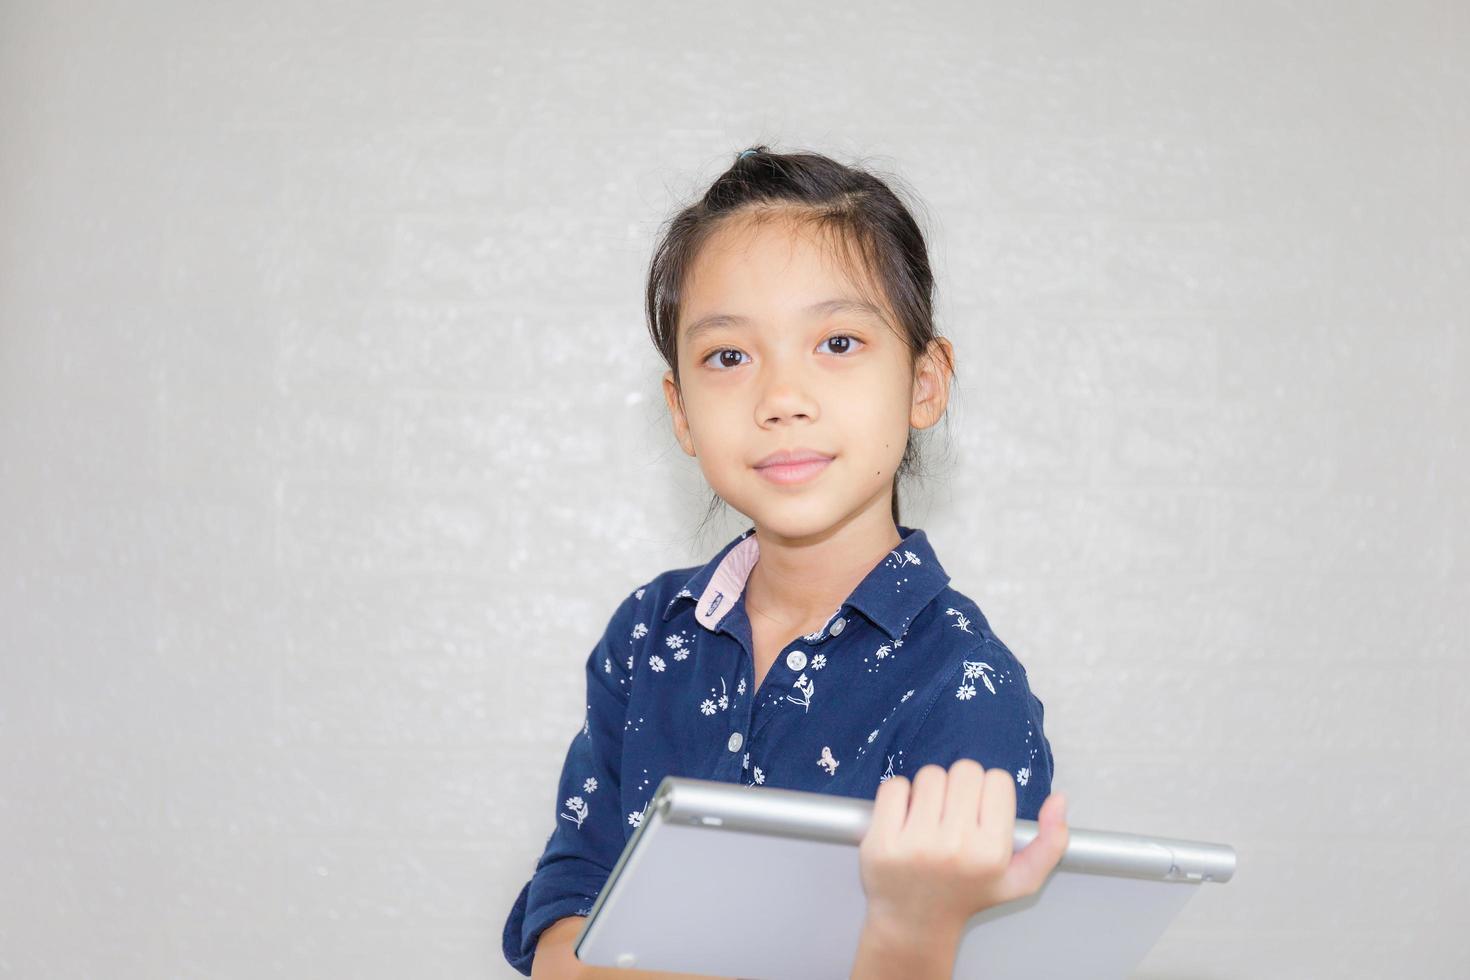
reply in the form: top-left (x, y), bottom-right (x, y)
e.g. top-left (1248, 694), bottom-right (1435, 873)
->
top-left (1, 1), bottom-right (1464, 976)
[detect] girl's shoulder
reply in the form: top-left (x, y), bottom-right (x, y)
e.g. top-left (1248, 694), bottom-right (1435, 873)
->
top-left (601, 561), bottom-right (707, 636)
top-left (897, 581), bottom-right (1051, 739)
top-left (578, 565), bottom-right (706, 685)
top-left (908, 580), bottom-right (1035, 685)
top-left (912, 580), bottom-right (999, 649)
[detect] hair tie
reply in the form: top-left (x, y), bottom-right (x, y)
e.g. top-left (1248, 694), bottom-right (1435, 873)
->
top-left (739, 148), bottom-right (758, 159)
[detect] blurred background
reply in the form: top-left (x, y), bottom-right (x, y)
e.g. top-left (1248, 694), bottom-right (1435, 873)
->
top-left (1, 1), bottom-right (1465, 976)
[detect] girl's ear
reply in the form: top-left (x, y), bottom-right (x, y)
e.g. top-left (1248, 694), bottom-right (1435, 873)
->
top-left (662, 370), bottom-right (697, 456)
top-left (910, 338), bottom-right (953, 431)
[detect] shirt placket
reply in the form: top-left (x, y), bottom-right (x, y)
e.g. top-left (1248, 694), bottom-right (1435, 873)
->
top-left (709, 605), bottom-right (757, 781)
top-left (745, 607), bottom-right (851, 748)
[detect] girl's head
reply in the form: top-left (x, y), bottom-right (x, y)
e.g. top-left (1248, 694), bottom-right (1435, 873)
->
top-left (645, 145), bottom-right (956, 544)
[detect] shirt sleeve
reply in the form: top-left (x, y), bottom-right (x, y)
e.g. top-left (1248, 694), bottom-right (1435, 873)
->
top-left (901, 635), bottom-right (1056, 822)
top-left (501, 587), bottom-right (641, 976)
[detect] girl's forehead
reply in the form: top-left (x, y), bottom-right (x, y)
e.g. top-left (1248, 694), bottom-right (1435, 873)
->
top-left (683, 219), bottom-right (890, 326)
top-left (697, 212), bottom-right (845, 271)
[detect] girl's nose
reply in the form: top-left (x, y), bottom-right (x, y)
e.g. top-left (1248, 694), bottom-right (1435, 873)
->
top-left (755, 372), bottom-right (819, 426)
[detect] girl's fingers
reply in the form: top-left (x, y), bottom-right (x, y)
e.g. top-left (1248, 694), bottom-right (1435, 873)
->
top-left (938, 759), bottom-right (985, 842)
top-left (904, 764), bottom-right (947, 833)
top-left (972, 768), bottom-right (1017, 877)
top-left (1004, 791), bottom-right (1070, 896)
top-left (866, 775), bottom-right (910, 848)
top-left (977, 767), bottom-right (1017, 851)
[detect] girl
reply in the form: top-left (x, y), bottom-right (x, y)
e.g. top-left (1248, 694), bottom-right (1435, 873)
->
top-left (503, 145), bottom-right (1070, 979)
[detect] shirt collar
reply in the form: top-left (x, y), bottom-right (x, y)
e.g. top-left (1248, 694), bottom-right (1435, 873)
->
top-left (661, 524), bottom-right (951, 642)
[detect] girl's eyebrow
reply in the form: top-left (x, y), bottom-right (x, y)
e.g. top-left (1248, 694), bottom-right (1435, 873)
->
top-left (683, 297), bottom-right (887, 345)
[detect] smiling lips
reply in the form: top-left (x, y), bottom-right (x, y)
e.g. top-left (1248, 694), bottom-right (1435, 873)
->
top-left (754, 449), bottom-right (835, 486)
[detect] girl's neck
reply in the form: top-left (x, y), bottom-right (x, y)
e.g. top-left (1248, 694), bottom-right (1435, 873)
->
top-left (743, 514), bottom-right (903, 631)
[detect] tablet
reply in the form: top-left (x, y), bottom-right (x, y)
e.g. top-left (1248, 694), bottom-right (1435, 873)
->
top-left (574, 775), bottom-right (1235, 979)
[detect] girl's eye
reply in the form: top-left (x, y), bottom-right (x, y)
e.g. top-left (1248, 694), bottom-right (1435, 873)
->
top-left (700, 335), bottom-right (864, 371)
top-left (821, 334), bottom-right (864, 355)
top-left (702, 348), bottom-right (749, 370)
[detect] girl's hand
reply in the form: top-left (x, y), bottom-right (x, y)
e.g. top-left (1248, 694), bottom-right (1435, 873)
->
top-left (858, 759), bottom-right (1070, 938)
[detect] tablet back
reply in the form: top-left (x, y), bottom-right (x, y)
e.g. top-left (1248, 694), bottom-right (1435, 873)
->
top-left (576, 777), bottom-right (1235, 980)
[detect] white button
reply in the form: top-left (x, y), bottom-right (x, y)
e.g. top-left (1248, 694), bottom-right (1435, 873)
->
top-left (727, 731), bottom-right (743, 752)
top-left (830, 616), bottom-right (846, 636)
top-left (786, 649), bottom-right (807, 671)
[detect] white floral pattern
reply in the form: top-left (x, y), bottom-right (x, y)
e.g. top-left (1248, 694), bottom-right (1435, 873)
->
top-left (817, 745), bottom-right (840, 776)
top-left (697, 677), bottom-right (730, 718)
top-left (889, 549), bottom-right (923, 568)
top-left (665, 632), bottom-right (692, 661)
top-left (562, 796), bottom-right (589, 827)
top-left (650, 655), bottom-right (666, 672)
top-left (960, 660), bottom-right (997, 696)
top-left (786, 672), bottom-right (814, 711)
top-left (945, 607), bottom-right (974, 634)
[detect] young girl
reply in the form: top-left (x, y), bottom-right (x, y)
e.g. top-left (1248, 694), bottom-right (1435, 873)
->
top-left (503, 145), bottom-right (1070, 979)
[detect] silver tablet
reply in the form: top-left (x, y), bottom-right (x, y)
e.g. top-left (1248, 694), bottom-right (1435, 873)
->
top-left (575, 775), bottom-right (1235, 979)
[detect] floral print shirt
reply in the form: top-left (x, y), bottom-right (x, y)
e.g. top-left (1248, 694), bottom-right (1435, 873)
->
top-left (501, 523), bottom-right (1055, 975)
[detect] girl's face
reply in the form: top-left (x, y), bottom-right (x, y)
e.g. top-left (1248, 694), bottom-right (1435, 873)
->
top-left (662, 214), bottom-right (952, 542)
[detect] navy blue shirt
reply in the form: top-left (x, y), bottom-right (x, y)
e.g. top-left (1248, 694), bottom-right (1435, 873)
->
top-left (501, 524), bottom-right (1055, 975)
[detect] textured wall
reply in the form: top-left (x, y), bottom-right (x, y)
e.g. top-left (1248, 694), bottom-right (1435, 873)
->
top-left (1, 1), bottom-right (1465, 977)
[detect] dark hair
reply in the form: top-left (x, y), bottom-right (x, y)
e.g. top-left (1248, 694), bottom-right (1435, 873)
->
top-left (644, 144), bottom-right (957, 536)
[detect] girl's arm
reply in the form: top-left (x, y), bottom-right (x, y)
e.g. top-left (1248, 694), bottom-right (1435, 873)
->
top-left (849, 911), bottom-right (966, 980)
top-left (503, 587), bottom-right (647, 974)
top-left (531, 915), bottom-right (737, 980)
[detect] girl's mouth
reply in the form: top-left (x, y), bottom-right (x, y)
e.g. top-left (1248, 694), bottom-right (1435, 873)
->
top-left (754, 456), bottom-right (833, 485)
